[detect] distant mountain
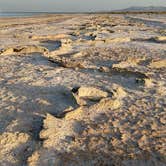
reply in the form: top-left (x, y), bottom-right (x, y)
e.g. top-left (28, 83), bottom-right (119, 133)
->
top-left (115, 6), bottom-right (166, 12)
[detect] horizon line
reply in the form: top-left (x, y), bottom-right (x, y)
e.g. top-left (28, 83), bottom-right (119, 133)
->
top-left (1, 5), bottom-right (166, 13)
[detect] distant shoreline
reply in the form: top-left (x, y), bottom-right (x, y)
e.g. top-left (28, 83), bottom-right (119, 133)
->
top-left (0, 11), bottom-right (166, 18)
top-left (1, 11), bottom-right (166, 14)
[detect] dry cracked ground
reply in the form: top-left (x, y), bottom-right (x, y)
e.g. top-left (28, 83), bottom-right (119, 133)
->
top-left (0, 14), bottom-right (166, 166)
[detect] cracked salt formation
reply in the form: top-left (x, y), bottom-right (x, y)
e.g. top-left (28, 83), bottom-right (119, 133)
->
top-left (0, 14), bottom-right (166, 166)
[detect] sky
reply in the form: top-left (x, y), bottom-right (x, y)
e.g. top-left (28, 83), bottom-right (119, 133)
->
top-left (0, 0), bottom-right (166, 12)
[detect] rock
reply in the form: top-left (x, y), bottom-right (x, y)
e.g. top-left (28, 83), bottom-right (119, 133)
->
top-left (71, 86), bottom-right (110, 106)
top-left (77, 86), bottom-right (109, 101)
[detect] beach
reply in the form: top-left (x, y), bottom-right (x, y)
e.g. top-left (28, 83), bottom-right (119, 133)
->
top-left (0, 13), bottom-right (166, 165)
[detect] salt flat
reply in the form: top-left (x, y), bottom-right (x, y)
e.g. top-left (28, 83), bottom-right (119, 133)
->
top-left (0, 14), bottom-right (166, 166)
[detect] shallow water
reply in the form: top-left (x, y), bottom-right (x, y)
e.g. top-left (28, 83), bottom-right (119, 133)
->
top-left (0, 12), bottom-right (49, 18)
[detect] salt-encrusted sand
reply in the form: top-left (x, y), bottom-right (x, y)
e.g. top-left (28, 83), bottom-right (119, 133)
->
top-left (0, 14), bottom-right (166, 166)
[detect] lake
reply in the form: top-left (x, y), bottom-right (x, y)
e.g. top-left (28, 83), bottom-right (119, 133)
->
top-left (0, 12), bottom-right (54, 18)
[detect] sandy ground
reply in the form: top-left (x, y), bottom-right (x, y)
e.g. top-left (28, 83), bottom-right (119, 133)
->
top-left (0, 14), bottom-right (166, 166)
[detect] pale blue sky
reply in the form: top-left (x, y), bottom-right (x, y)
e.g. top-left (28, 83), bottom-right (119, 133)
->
top-left (0, 0), bottom-right (166, 12)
